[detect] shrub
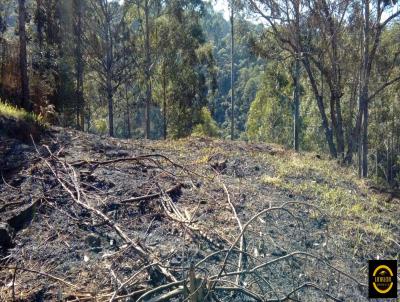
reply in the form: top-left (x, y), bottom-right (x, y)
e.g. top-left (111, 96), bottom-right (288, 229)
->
top-left (0, 101), bottom-right (45, 142)
top-left (192, 107), bottom-right (220, 138)
top-left (92, 118), bottom-right (108, 135)
top-left (0, 101), bottom-right (43, 125)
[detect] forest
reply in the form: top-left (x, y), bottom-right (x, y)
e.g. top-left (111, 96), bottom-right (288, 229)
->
top-left (0, 0), bottom-right (400, 301)
top-left (0, 0), bottom-right (399, 184)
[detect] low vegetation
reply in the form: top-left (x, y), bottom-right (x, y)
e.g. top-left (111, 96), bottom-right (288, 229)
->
top-left (259, 151), bottom-right (399, 254)
top-left (0, 101), bottom-right (42, 125)
top-left (0, 101), bottom-right (47, 143)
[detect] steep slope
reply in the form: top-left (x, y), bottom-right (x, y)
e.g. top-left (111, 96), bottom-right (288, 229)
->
top-left (0, 122), bottom-right (399, 301)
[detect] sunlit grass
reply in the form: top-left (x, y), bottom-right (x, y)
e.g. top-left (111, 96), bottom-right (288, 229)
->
top-left (256, 150), bottom-right (396, 242)
top-left (0, 101), bottom-right (43, 125)
top-left (261, 175), bottom-right (283, 187)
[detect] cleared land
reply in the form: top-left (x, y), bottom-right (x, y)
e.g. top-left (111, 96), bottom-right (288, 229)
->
top-left (0, 122), bottom-right (399, 301)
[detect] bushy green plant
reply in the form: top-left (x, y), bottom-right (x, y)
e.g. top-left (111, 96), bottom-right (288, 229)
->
top-left (192, 107), bottom-right (220, 137)
top-left (0, 101), bottom-right (44, 125)
top-left (92, 118), bottom-right (108, 135)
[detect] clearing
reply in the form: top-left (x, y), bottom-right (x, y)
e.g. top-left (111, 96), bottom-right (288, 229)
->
top-left (0, 121), bottom-right (399, 301)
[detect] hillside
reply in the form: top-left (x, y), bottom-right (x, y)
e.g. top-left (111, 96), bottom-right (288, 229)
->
top-left (0, 119), bottom-right (399, 301)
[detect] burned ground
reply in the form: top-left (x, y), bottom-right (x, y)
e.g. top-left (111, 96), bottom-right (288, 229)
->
top-left (0, 126), bottom-right (399, 301)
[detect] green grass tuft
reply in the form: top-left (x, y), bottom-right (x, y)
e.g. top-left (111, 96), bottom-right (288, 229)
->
top-left (0, 101), bottom-right (43, 126)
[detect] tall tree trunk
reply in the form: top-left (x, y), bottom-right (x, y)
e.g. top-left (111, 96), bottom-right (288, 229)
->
top-left (389, 96), bottom-right (395, 184)
top-left (321, 0), bottom-right (345, 158)
top-left (0, 37), bottom-right (6, 99)
top-left (124, 82), bottom-right (131, 138)
top-left (106, 19), bottom-right (113, 137)
top-left (293, 57), bottom-right (300, 151)
top-left (144, 0), bottom-right (151, 139)
top-left (87, 101), bottom-right (91, 132)
top-left (104, 2), bottom-right (114, 137)
top-left (358, 130), bottom-right (362, 178)
top-left (360, 0), bottom-right (370, 177)
top-left (230, 0), bottom-right (235, 140)
top-left (329, 91), bottom-right (345, 158)
top-left (302, 57), bottom-right (337, 157)
top-left (18, 0), bottom-right (30, 111)
top-left (362, 98), bottom-right (368, 177)
top-left (74, 0), bottom-right (84, 130)
top-left (107, 77), bottom-right (114, 137)
top-left (335, 94), bottom-right (345, 158)
top-left (163, 62), bottom-right (167, 140)
top-left (344, 47), bottom-right (364, 164)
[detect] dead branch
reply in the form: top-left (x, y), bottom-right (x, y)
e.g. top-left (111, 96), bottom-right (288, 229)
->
top-left (159, 192), bottom-right (227, 249)
top-left (221, 182), bottom-right (244, 286)
top-left (35, 144), bottom-right (177, 284)
top-left (0, 265), bottom-right (80, 291)
top-left (109, 263), bottom-right (156, 302)
top-left (120, 183), bottom-right (183, 203)
top-left (211, 201), bottom-right (328, 289)
top-left (267, 282), bottom-right (343, 302)
top-left (212, 250), bottom-right (367, 287)
top-left (135, 280), bottom-right (185, 302)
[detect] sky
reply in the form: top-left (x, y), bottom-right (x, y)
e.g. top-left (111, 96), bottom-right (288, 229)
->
top-left (212, 0), bottom-right (230, 20)
top-left (118, 0), bottom-right (231, 20)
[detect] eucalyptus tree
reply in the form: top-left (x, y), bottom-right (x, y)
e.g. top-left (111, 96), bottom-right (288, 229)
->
top-left (230, 0), bottom-right (235, 140)
top-left (73, 0), bottom-right (86, 130)
top-left (151, 0), bottom-right (217, 138)
top-left (85, 0), bottom-right (133, 137)
top-left (18, 0), bottom-right (30, 111)
top-left (246, 0), bottom-right (311, 152)
top-left (124, 0), bottom-right (163, 138)
top-left (247, 0), bottom-right (400, 169)
top-left (344, 0), bottom-right (400, 176)
top-left (0, 0), bottom-right (12, 100)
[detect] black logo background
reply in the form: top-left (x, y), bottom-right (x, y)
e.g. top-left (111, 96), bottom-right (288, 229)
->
top-left (368, 260), bottom-right (397, 298)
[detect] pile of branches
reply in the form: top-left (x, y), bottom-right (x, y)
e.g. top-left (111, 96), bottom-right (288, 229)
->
top-left (0, 142), bottom-right (367, 302)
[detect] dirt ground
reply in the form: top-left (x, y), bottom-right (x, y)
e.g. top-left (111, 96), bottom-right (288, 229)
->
top-left (0, 126), bottom-right (399, 301)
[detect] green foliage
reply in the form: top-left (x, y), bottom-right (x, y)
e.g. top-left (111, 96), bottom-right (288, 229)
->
top-left (200, 5), bottom-right (264, 136)
top-left (0, 101), bottom-right (44, 125)
top-left (92, 118), bottom-right (108, 135)
top-left (0, 0), bottom-right (399, 186)
top-left (192, 107), bottom-right (220, 137)
top-left (246, 62), bottom-right (293, 146)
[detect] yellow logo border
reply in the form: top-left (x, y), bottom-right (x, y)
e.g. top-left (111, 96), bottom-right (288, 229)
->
top-left (372, 265), bottom-right (394, 294)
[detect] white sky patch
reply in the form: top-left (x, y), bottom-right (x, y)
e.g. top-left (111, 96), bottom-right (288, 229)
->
top-left (212, 0), bottom-right (230, 20)
top-left (118, 0), bottom-right (230, 20)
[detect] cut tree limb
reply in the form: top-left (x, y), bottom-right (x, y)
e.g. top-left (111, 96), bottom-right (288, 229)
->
top-left (120, 183), bottom-right (182, 203)
top-left (36, 145), bottom-right (177, 283)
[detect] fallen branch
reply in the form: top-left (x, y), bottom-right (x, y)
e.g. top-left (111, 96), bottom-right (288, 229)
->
top-left (212, 250), bottom-right (367, 287)
top-left (35, 144), bottom-right (177, 284)
top-left (109, 263), bottom-right (157, 302)
top-left (135, 280), bottom-right (185, 302)
top-left (0, 265), bottom-right (80, 291)
top-left (211, 201), bottom-right (328, 289)
top-left (121, 183), bottom-right (183, 203)
top-left (267, 282), bottom-right (343, 302)
top-left (221, 182), bottom-right (244, 286)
